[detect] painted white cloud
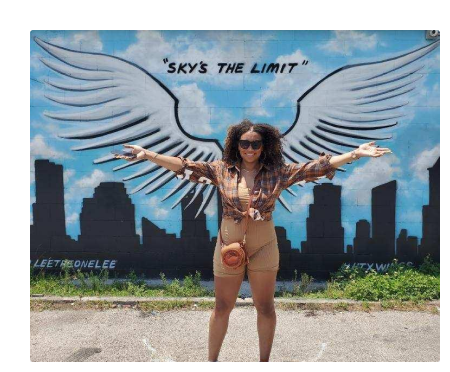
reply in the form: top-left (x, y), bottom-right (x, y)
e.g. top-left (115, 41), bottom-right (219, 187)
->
top-left (172, 83), bottom-right (213, 136)
top-left (30, 173), bottom-right (35, 185)
top-left (117, 31), bottom-right (171, 74)
top-left (250, 49), bottom-right (319, 118)
top-left (30, 52), bottom-right (44, 71)
top-left (30, 81), bottom-right (47, 103)
top-left (203, 192), bottom-right (217, 217)
top-left (65, 169), bottom-right (111, 201)
top-left (342, 221), bottom-right (356, 240)
top-left (211, 111), bottom-right (242, 133)
top-left (30, 135), bottom-right (73, 183)
top-left (397, 72), bottom-right (439, 123)
top-left (341, 155), bottom-right (403, 205)
top-left (31, 135), bottom-right (71, 160)
top-left (408, 77), bottom-right (435, 108)
top-left (66, 212), bottom-right (79, 225)
top-left (154, 209), bottom-right (169, 219)
top-left (320, 31), bottom-right (378, 55)
top-left (75, 169), bottom-right (109, 189)
top-left (426, 52), bottom-right (440, 73)
top-left (48, 31), bottom-right (103, 52)
top-left (291, 191), bottom-right (314, 212)
top-left (31, 121), bottom-right (61, 139)
top-left (169, 83), bottom-right (240, 136)
top-left (410, 144), bottom-right (440, 182)
top-left (299, 192), bottom-right (314, 205)
top-left (429, 83), bottom-right (440, 107)
top-left (63, 169), bottom-right (76, 184)
top-left (433, 52), bottom-right (440, 67)
top-left (136, 227), bottom-right (142, 236)
top-left (147, 196), bottom-right (169, 219)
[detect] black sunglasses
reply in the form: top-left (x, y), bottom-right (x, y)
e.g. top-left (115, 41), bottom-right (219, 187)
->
top-left (238, 140), bottom-right (263, 150)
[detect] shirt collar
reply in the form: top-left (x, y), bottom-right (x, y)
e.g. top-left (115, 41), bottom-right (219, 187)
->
top-left (226, 160), bottom-right (273, 172)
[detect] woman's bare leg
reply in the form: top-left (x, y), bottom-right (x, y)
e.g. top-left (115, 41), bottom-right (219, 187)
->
top-left (208, 273), bottom-right (244, 362)
top-left (247, 270), bottom-right (278, 362)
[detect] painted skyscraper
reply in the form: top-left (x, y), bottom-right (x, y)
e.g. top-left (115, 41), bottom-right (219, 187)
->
top-left (30, 160), bottom-right (77, 254)
top-left (370, 181), bottom-right (396, 259)
top-left (301, 183), bottom-right (344, 254)
top-left (31, 160), bottom-right (66, 238)
top-left (353, 219), bottom-right (371, 256)
top-left (78, 182), bottom-right (140, 253)
top-left (419, 158), bottom-right (440, 261)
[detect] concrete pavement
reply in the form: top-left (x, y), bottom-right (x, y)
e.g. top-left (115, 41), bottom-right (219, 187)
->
top-left (30, 305), bottom-right (439, 362)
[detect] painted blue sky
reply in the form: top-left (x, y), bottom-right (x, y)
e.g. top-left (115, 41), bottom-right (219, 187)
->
top-left (30, 30), bottom-right (440, 252)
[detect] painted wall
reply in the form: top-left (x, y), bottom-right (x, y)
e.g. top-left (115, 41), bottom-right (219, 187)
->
top-left (30, 30), bottom-right (440, 279)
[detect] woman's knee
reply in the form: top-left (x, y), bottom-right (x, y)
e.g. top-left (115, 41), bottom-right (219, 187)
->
top-left (254, 301), bottom-right (276, 316)
top-left (214, 299), bottom-right (235, 316)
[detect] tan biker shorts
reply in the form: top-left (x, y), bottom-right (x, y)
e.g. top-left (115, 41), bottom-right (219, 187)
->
top-left (213, 216), bottom-right (279, 277)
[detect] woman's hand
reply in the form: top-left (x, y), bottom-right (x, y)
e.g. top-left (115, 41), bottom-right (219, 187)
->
top-left (356, 141), bottom-right (393, 158)
top-left (329, 141), bottom-right (393, 168)
top-left (114, 144), bottom-right (147, 162)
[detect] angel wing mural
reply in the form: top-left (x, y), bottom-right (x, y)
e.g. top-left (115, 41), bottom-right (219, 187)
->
top-left (34, 37), bottom-right (440, 218)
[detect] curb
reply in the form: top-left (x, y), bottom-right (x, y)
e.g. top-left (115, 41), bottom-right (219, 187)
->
top-left (30, 295), bottom-right (440, 307)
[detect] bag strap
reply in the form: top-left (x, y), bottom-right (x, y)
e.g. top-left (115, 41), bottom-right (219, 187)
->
top-left (219, 181), bottom-right (259, 247)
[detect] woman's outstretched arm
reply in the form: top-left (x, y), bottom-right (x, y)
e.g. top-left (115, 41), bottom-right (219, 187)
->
top-left (116, 144), bottom-right (222, 186)
top-left (116, 144), bottom-right (183, 172)
top-left (329, 141), bottom-right (393, 169)
top-left (282, 141), bottom-right (393, 189)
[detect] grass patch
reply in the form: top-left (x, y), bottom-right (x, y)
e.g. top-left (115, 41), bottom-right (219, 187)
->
top-left (276, 256), bottom-right (439, 302)
top-left (30, 300), bottom-right (116, 312)
top-left (272, 301), bottom-right (438, 313)
top-left (329, 256), bottom-right (440, 301)
top-left (31, 256), bottom-right (440, 303)
top-left (138, 300), bottom-right (214, 312)
top-left (30, 298), bottom-right (438, 313)
top-left (31, 263), bottom-right (213, 298)
top-left (361, 301), bottom-right (371, 312)
top-left (30, 299), bottom-right (216, 312)
top-left (275, 270), bottom-right (315, 298)
top-left (334, 302), bottom-right (349, 311)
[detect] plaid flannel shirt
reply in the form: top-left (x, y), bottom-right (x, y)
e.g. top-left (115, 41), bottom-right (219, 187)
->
top-left (173, 152), bottom-right (336, 224)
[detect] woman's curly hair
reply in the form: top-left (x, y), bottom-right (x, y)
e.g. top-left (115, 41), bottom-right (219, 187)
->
top-left (222, 119), bottom-right (285, 168)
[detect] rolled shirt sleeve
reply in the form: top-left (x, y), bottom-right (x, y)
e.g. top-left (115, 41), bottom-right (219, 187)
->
top-left (173, 156), bottom-right (222, 186)
top-left (283, 152), bottom-right (336, 189)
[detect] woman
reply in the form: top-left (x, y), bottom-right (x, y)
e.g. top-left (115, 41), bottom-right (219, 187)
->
top-left (115, 119), bottom-right (392, 362)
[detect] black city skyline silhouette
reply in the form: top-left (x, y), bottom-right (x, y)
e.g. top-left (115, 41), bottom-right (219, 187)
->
top-left (30, 158), bottom-right (440, 279)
